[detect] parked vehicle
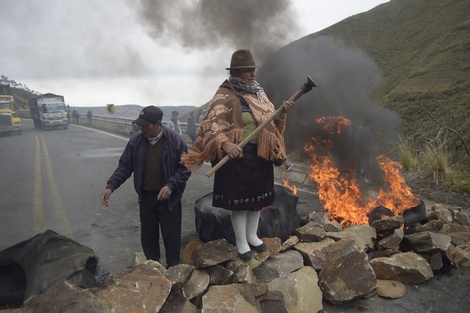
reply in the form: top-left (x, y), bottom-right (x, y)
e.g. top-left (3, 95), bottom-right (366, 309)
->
top-left (29, 93), bottom-right (68, 129)
top-left (0, 84), bottom-right (22, 135)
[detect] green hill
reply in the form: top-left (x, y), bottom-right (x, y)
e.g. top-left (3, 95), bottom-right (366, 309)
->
top-left (319, 0), bottom-right (469, 147)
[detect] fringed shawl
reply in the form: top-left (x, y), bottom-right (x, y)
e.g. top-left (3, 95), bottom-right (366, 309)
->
top-left (181, 79), bottom-right (286, 171)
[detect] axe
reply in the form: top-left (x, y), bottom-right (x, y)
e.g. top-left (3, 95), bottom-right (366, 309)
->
top-left (206, 75), bottom-right (317, 177)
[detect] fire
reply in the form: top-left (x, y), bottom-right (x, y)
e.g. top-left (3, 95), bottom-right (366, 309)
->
top-left (305, 116), bottom-right (420, 227)
top-left (281, 170), bottom-right (297, 196)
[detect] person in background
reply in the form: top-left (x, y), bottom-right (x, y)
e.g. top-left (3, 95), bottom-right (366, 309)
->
top-left (196, 108), bottom-right (204, 123)
top-left (198, 110), bottom-right (206, 124)
top-left (186, 111), bottom-right (197, 145)
top-left (87, 110), bottom-right (93, 126)
top-left (167, 110), bottom-right (182, 135)
top-left (66, 106), bottom-right (71, 123)
top-left (100, 105), bottom-right (191, 268)
top-left (72, 109), bottom-right (79, 124)
top-left (181, 49), bottom-right (294, 261)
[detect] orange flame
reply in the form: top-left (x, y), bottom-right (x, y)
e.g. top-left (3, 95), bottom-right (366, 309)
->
top-left (305, 116), bottom-right (420, 227)
top-left (281, 170), bottom-right (297, 196)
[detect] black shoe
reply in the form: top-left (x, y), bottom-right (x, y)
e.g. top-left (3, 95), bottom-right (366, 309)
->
top-left (249, 243), bottom-right (267, 253)
top-left (238, 251), bottom-right (253, 261)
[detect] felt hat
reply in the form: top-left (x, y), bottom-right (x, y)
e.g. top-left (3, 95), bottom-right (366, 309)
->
top-left (225, 49), bottom-right (259, 70)
top-left (133, 106), bottom-right (163, 127)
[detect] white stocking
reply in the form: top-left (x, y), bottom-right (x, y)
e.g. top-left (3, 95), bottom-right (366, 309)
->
top-left (230, 211), bottom-right (250, 254)
top-left (246, 211), bottom-right (263, 246)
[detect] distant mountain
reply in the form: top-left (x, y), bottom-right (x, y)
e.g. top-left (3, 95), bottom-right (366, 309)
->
top-left (74, 105), bottom-right (199, 121)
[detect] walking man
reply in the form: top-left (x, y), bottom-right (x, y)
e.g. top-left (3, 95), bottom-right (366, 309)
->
top-left (100, 105), bottom-right (191, 267)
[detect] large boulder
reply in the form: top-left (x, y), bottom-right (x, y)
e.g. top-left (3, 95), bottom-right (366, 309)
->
top-left (194, 185), bottom-right (300, 245)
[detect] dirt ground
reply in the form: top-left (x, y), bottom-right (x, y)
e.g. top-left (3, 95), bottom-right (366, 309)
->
top-left (403, 171), bottom-right (470, 210)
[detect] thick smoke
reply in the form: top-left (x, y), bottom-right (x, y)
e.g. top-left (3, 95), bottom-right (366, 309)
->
top-left (258, 36), bottom-right (401, 185)
top-left (131, 1), bottom-right (401, 186)
top-left (130, 0), bottom-right (301, 62)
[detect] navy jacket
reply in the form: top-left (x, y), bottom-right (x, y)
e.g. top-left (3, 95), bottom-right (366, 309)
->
top-left (106, 127), bottom-right (191, 211)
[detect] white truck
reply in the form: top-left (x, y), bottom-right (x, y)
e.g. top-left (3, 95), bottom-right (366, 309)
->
top-left (29, 93), bottom-right (68, 129)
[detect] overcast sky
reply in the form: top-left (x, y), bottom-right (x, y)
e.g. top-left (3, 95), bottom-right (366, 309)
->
top-left (1, 0), bottom-right (388, 108)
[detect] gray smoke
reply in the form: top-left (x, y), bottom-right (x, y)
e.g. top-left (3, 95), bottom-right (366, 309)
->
top-left (258, 36), bottom-right (401, 185)
top-left (130, 0), bottom-right (301, 62)
top-left (131, 1), bottom-right (401, 185)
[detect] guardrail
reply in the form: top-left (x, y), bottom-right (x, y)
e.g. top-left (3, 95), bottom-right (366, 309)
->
top-left (17, 111), bottom-right (192, 141)
top-left (85, 114), bottom-right (190, 137)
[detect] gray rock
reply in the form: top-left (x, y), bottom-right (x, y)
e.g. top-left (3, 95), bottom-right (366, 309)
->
top-left (24, 280), bottom-right (110, 313)
top-left (191, 238), bottom-right (237, 268)
top-left (319, 240), bottom-right (377, 304)
top-left (253, 250), bottom-right (304, 283)
top-left (159, 293), bottom-right (200, 313)
top-left (205, 264), bottom-right (235, 285)
top-left (295, 221), bottom-right (326, 242)
top-left (446, 245), bottom-right (470, 267)
top-left (429, 206), bottom-right (453, 223)
top-left (268, 266), bottom-right (323, 313)
top-left (342, 225), bottom-right (377, 251)
top-left (95, 263), bottom-right (171, 313)
top-left (164, 264), bottom-right (194, 294)
top-left (371, 215), bottom-right (404, 233)
top-left (378, 227), bottom-right (404, 249)
top-left (293, 238), bottom-right (335, 270)
top-left (234, 263), bottom-right (257, 284)
top-left (202, 284), bottom-right (269, 313)
top-left (405, 231), bottom-right (451, 253)
top-left (181, 269), bottom-right (210, 300)
top-left (281, 235), bottom-right (299, 251)
top-left (370, 252), bottom-right (433, 284)
top-left (452, 209), bottom-right (470, 226)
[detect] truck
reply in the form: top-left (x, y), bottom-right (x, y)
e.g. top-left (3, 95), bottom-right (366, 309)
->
top-left (0, 84), bottom-right (22, 135)
top-left (29, 93), bottom-right (68, 129)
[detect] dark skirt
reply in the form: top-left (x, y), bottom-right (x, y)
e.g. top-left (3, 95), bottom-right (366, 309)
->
top-left (212, 143), bottom-right (275, 211)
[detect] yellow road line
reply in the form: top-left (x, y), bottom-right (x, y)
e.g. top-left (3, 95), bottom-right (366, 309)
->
top-left (39, 135), bottom-right (73, 236)
top-left (33, 134), bottom-right (44, 234)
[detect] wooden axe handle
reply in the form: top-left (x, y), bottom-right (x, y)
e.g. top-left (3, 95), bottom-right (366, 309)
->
top-left (206, 76), bottom-right (316, 177)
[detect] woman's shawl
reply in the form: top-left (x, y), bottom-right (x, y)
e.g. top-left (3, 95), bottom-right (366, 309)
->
top-left (181, 79), bottom-right (286, 171)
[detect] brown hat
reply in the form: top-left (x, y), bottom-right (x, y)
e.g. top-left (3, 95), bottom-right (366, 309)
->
top-left (225, 49), bottom-right (259, 70)
top-left (133, 106), bottom-right (163, 127)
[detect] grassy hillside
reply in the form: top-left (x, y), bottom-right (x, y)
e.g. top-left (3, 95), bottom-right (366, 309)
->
top-left (317, 0), bottom-right (469, 168)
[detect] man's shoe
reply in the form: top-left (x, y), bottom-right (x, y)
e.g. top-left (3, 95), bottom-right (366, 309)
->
top-left (249, 243), bottom-right (267, 253)
top-left (238, 251), bottom-right (253, 261)
top-left (285, 163), bottom-right (294, 171)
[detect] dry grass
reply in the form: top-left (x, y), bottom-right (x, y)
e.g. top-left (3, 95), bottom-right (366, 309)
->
top-left (421, 140), bottom-right (454, 186)
top-left (393, 136), bottom-right (420, 172)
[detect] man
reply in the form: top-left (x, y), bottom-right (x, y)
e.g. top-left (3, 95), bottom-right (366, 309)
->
top-left (101, 106), bottom-right (191, 268)
top-left (167, 110), bottom-right (182, 135)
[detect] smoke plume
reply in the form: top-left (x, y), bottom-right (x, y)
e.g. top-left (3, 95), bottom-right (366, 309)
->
top-left (130, 0), bottom-right (301, 62)
top-left (258, 36), bottom-right (401, 185)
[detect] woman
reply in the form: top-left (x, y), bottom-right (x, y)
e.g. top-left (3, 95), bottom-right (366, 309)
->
top-left (181, 49), bottom-right (294, 260)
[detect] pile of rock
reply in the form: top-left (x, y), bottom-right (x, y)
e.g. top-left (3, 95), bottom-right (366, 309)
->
top-left (9, 203), bottom-right (470, 313)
